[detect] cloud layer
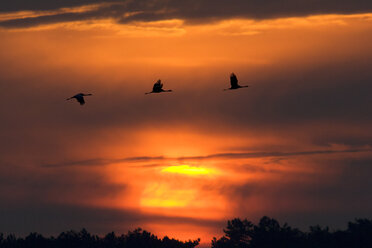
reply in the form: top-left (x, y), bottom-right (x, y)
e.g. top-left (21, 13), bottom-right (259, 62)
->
top-left (2, 0), bottom-right (372, 28)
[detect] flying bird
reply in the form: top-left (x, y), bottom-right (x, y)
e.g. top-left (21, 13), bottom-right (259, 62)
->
top-left (66, 93), bottom-right (92, 105)
top-left (224, 73), bottom-right (249, 90)
top-left (145, 79), bottom-right (173, 94)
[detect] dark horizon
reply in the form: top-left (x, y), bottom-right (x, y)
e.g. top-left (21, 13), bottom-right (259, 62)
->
top-left (1, 216), bottom-right (372, 248)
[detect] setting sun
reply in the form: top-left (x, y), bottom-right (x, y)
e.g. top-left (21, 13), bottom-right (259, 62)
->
top-left (162, 165), bottom-right (216, 176)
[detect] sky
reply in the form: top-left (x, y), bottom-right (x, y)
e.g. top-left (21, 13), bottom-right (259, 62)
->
top-left (0, 0), bottom-right (372, 246)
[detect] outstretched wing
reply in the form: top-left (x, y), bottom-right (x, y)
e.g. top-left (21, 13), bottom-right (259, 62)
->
top-left (230, 73), bottom-right (238, 88)
top-left (153, 79), bottom-right (163, 91)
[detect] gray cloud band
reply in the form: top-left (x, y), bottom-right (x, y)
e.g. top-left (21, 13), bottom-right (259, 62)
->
top-left (1, 0), bottom-right (372, 28)
top-left (0, 202), bottom-right (224, 235)
top-left (43, 148), bottom-right (372, 168)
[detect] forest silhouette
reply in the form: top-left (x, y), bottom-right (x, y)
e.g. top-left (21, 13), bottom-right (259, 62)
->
top-left (1, 216), bottom-right (372, 248)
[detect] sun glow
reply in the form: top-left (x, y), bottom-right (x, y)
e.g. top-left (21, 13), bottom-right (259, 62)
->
top-left (140, 183), bottom-right (196, 208)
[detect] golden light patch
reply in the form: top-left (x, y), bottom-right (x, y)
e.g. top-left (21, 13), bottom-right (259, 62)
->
top-left (140, 183), bottom-right (195, 208)
top-left (141, 198), bottom-right (187, 208)
top-left (162, 165), bottom-right (215, 175)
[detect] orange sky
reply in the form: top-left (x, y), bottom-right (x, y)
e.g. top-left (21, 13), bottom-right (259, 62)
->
top-left (0, 9), bottom-right (372, 246)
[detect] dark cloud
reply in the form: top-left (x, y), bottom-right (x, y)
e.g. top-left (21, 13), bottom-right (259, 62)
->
top-left (0, 0), bottom-right (119, 12)
top-left (225, 158), bottom-right (372, 229)
top-left (2, 0), bottom-right (372, 28)
top-left (42, 156), bottom-right (166, 168)
top-left (0, 12), bottom-right (98, 29)
top-left (0, 2), bottom-right (125, 28)
top-left (0, 164), bottom-right (126, 204)
top-left (117, 0), bottom-right (372, 23)
top-left (178, 149), bottom-right (371, 161)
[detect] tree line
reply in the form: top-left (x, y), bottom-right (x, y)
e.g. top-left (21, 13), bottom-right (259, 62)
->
top-left (1, 216), bottom-right (372, 248)
top-left (212, 216), bottom-right (372, 248)
top-left (0, 228), bottom-right (199, 248)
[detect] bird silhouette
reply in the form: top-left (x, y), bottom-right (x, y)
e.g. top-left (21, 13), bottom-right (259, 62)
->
top-left (145, 79), bottom-right (173, 94)
top-left (66, 93), bottom-right (92, 105)
top-left (224, 73), bottom-right (249, 90)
